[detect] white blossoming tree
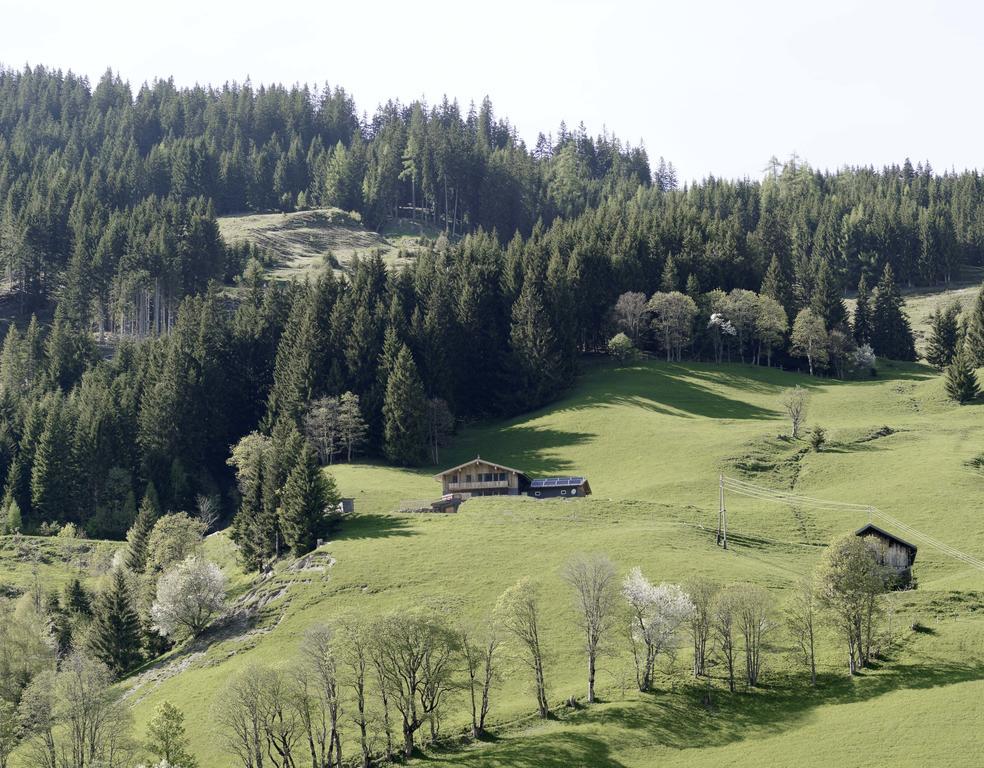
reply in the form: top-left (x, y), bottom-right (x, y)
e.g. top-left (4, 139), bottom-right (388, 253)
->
top-left (622, 568), bottom-right (693, 692)
top-left (151, 556), bottom-right (227, 640)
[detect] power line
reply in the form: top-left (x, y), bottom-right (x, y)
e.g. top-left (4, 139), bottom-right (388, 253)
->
top-left (719, 475), bottom-right (984, 572)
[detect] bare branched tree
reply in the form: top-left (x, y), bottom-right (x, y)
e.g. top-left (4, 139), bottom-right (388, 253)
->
top-left (337, 616), bottom-right (374, 768)
top-left (780, 386), bottom-right (809, 439)
top-left (785, 575), bottom-right (818, 685)
top-left (733, 584), bottom-right (773, 687)
top-left (562, 554), bottom-right (620, 703)
top-left (460, 616), bottom-right (499, 738)
top-left (684, 578), bottom-right (718, 677)
top-left (298, 624), bottom-right (343, 768)
top-left (495, 578), bottom-right (549, 718)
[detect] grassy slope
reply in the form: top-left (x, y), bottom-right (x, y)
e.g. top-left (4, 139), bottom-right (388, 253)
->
top-left (217, 207), bottom-right (439, 280)
top-left (112, 357), bottom-right (984, 768)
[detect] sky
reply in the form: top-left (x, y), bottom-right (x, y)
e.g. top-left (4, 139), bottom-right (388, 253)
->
top-left (1, 0), bottom-right (980, 182)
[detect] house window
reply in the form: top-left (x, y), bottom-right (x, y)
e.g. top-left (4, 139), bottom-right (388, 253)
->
top-left (561, 490), bottom-right (567, 495)
top-left (534, 491), bottom-right (541, 497)
top-left (571, 488), bottom-right (577, 495)
top-left (465, 474), bottom-right (472, 483)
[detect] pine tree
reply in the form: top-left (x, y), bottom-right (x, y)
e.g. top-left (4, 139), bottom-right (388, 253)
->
top-left (64, 577), bottom-right (92, 617)
top-left (30, 396), bottom-right (76, 524)
top-left (382, 344), bottom-right (429, 466)
top-left (89, 568), bottom-right (142, 676)
top-left (944, 348), bottom-right (980, 403)
top-left (810, 261), bottom-right (847, 329)
top-left (660, 254), bottom-right (679, 292)
top-left (509, 281), bottom-right (563, 410)
top-left (685, 273), bottom-right (702, 301)
top-left (279, 442), bottom-right (336, 556)
top-left (926, 302), bottom-right (961, 369)
top-left (964, 283), bottom-right (984, 366)
top-left (870, 265), bottom-right (916, 361)
top-left (853, 274), bottom-right (873, 344)
top-left (125, 493), bottom-right (159, 573)
top-left (760, 254), bottom-right (790, 315)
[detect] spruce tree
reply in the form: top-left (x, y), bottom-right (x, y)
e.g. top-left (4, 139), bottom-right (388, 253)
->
top-left (660, 254), bottom-right (679, 292)
top-left (853, 274), bottom-right (873, 344)
top-left (509, 281), bottom-right (563, 409)
top-left (279, 442), bottom-right (334, 556)
top-left (89, 568), bottom-right (142, 676)
top-left (760, 254), bottom-right (790, 315)
top-left (870, 265), bottom-right (916, 361)
top-left (125, 493), bottom-right (159, 574)
top-left (964, 283), bottom-right (984, 366)
top-left (810, 261), bottom-right (847, 329)
top-left (64, 577), bottom-right (92, 617)
top-left (944, 348), bottom-right (980, 403)
top-left (30, 396), bottom-right (76, 524)
top-left (926, 302), bottom-right (961, 369)
top-left (382, 344), bottom-right (429, 466)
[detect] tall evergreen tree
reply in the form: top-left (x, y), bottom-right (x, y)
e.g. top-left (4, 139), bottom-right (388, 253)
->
top-left (964, 283), bottom-right (984, 366)
top-left (944, 348), bottom-right (980, 403)
top-left (89, 568), bottom-right (142, 676)
top-left (810, 261), bottom-right (847, 329)
top-left (926, 302), bottom-right (961, 370)
top-left (382, 344), bottom-right (429, 466)
top-left (870, 265), bottom-right (916, 361)
top-left (125, 492), bottom-right (159, 573)
top-left (853, 274), bottom-right (873, 344)
top-left (509, 281), bottom-right (563, 409)
top-left (279, 441), bottom-right (337, 556)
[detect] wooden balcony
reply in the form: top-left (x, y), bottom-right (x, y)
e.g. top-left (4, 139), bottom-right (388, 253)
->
top-left (446, 480), bottom-right (509, 491)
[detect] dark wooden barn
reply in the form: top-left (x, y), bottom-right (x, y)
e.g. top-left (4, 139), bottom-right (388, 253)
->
top-left (855, 523), bottom-right (917, 588)
top-left (527, 477), bottom-right (592, 499)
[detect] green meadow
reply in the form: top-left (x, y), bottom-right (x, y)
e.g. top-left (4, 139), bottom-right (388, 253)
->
top-left (7, 357), bottom-right (983, 767)
top-left (113, 358), bottom-right (984, 768)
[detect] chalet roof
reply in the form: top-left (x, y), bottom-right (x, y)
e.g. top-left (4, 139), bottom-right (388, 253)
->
top-left (854, 523), bottom-right (918, 554)
top-left (529, 477), bottom-right (589, 488)
top-left (433, 456), bottom-right (529, 480)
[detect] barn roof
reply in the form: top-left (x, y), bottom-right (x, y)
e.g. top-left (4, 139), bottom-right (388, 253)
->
top-left (433, 456), bottom-right (529, 480)
top-left (855, 523), bottom-right (918, 554)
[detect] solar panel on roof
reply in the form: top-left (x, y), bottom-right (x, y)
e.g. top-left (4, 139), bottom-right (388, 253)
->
top-left (530, 477), bottom-right (584, 488)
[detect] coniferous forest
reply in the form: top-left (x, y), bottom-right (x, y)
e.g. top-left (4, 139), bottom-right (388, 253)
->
top-left (1, 64), bottom-right (984, 542)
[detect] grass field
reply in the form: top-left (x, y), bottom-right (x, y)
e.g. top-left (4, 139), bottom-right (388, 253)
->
top-left (6, 357), bottom-right (983, 767)
top-left (217, 207), bottom-right (440, 280)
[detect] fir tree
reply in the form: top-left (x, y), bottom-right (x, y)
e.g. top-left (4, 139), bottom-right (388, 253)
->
top-left (926, 302), bottom-right (961, 369)
top-left (64, 577), bottom-right (92, 617)
top-left (760, 254), bottom-right (790, 315)
top-left (870, 265), bottom-right (916, 361)
top-left (279, 442), bottom-right (336, 556)
top-left (853, 274), bottom-right (873, 344)
top-left (944, 348), bottom-right (980, 403)
top-left (382, 344), bottom-right (429, 466)
top-left (964, 283), bottom-right (984, 366)
top-left (685, 273), bottom-right (702, 301)
top-left (125, 493), bottom-right (159, 573)
top-left (89, 568), bottom-right (142, 676)
top-left (30, 396), bottom-right (76, 523)
top-left (660, 254), bottom-right (679, 292)
top-left (509, 281), bottom-right (563, 410)
top-left (810, 261), bottom-right (847, 329)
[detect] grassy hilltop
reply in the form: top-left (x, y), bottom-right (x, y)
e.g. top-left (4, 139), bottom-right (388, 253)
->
top-left (106, 357), bottom-right (984, 768)
top-left (217, 207), bottom-right (440, 280)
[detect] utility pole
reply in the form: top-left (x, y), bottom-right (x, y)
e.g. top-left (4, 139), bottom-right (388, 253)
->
top-left (718, 474), bottom-right (728, 549)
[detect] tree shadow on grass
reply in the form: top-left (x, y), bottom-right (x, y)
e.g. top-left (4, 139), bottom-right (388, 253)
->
top-left (333, 514), bottom-right (417, 541)
top-left (421, 731), bottom-right (627, 768)
top-left (445, 426), bottom-right (597, 477)
top-left (588, 660), bottom-right (984, 752)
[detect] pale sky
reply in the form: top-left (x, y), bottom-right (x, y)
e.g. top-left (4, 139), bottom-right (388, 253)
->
top-left (1, 0), bottom-right (980, 182)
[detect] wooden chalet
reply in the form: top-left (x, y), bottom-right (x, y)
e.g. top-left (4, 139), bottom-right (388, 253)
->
top-left (855, 523), bottom-right (917, 587)
top-left (434, 457), bottom-right (531, 498)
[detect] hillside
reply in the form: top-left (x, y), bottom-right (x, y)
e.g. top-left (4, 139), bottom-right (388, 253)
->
top-left (217, 207), bottom-right (441, 279)
top-left (100, 358), bottom-right (984, 768)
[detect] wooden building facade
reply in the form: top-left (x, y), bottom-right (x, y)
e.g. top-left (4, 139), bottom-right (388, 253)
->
top-left (855, 523), bottom-right (917, 587)
top-left (433, 457), bottom-right (531, 498)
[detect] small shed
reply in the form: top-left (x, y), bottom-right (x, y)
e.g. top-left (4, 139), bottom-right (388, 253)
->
top-left (527, 477), bottom-right (592, 499)
top-left (855, 523), bottom-right (917, 587)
